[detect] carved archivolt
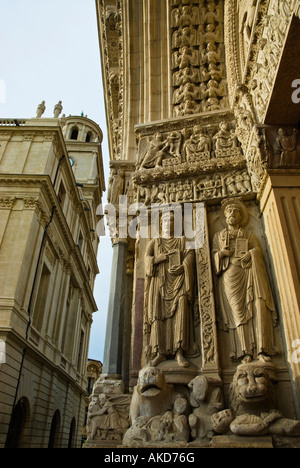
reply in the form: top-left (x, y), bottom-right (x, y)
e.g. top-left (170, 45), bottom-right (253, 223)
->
top-left (98, 0), bottom-right (123, 160)
top-left (225, 0), bottom-right (295, 124)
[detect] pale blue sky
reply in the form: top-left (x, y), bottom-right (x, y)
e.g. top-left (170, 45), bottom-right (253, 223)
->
top-left (0, 0), bottom-right (112, 362)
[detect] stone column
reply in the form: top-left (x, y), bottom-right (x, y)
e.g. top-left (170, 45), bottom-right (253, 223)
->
top-left (102, 240), bottom-right (128, 379)
top-left (122, 259), bottom-right (133, 390)
top-left (260, 172), bottom-right (300, 417)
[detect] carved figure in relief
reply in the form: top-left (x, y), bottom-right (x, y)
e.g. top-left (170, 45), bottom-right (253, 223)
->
top-left (173, 83), bottom-right (200, 104)
top-left (212, 199), bottom-right (277, 362)
top-left (144, 212), bottom-right (195, 368)
top-left (201, 42), bottom-right (223, 65)
top-left (235, 174), bottom-right (249, 193)
top-left (174, 97), bottom-right (201, 116)
top-left (201, 1), bottom-right (222, 25)
top-left (165, 131), bottom-right (182, 158)
top-left (184, 125), bottom-right (211, 159)
top-left (238, 0), bottom-right (257, 60)
top-left (203, 97), bottom-right (221, 112)
top-left (107, 169), bottom-right (125, 205)
top-left (172, 46), bottom-right (199, 69)
top-left (138, 186), bottom-right (152, 206)
top-left (172, 26), bottom-right (198, 49)
top-left (225, 175), bottom-right (238, 195)
top-left (87, 393), bottom-right (131, 441)
top-left (203, 79), bottom-right (225, 99)
top-left (213, 121), bottom-right (238, 152)
top-left (172, 5), bottom-right (200, 28)
top-left (204, 63), bottom-right (224, 82)
top-left (201, 23), bottom-right (223, 44)
top-left (234, 104), bottom-right (253, 150)
top-left (140, 132), bottom-right (183, 169)
top-left (277, 128), bottom-right (298, 167)
top-left (139, 133), bottom-right (169, 169)
top-left (175, 182), bottom-right (184, 202)
top-left (173, 67), bottom-right (200, 87)
top-left (199, 175), bottom-right (221, 199)
top-left (188, 375), bottom-right (224, 441)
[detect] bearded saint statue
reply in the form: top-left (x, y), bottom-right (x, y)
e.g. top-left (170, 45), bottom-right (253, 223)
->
top-left (212, 199), bottom-right (278, 363)
top-left (144, 211), bottom-right (195, 368)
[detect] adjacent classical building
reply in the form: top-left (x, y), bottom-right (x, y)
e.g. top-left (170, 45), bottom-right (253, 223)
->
top-left (86, 0), bottom-right (300, 448)
top-left (0, 111), bottom-right (105, 448)
top-left (82, 359), bottom-right (103, 442)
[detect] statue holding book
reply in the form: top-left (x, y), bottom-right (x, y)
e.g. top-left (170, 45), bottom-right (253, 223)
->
top-left (212, 199), bottom-right (278, 362)
top-left (144, 211), bottom-right (195, 368)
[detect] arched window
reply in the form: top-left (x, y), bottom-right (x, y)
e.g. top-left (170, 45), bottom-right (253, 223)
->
top-left (70, 127), bottom-right (79, 140)
top-left (5, 397), bottom-right (30, 448)
top-left (85, 131), bottom-right (93, 143)
top-left (48, 410), bottom-right (61, 448)
top-left (68, 418), bottom-right (76, 448)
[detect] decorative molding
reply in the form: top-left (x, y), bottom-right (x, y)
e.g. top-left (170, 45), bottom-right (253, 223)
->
top-left (0, 196), bottom-right (16, 209)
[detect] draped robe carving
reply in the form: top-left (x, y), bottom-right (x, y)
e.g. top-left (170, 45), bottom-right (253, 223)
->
top-left (212, 201), bottom-right (277, 361)
top-left (144, 231), bottom-right (195, 367)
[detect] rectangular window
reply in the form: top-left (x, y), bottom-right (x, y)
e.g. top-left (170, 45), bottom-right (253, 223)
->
top-left (33, 264), bottom-right (51, 332)
top-left (78, 231), bottom-right (84, 251)
top-left (77, 330), bottom-right (85, 372)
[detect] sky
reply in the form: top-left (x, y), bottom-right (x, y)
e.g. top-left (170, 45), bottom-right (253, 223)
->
top-left (0, 0), bottom-right (112, 362)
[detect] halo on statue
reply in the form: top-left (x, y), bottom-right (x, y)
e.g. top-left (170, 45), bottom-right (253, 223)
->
top-left (220, 197), bottom-right (249, 227)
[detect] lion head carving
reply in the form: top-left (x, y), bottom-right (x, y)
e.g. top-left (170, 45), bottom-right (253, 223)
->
top-left (129, 366), bottom-right (175, 424)
top-left (137, 366), bottom-right (167, 398)
top-left (229, 361), bottom-right (277, 416)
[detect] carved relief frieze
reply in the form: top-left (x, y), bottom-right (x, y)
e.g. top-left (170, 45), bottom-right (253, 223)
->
top-left (171, 0), bottom-right (228, 117)
top-left (137, 168), bottom-right (252, 206)
top-left (133, 119), bottom-right (248, 198)
top-left (137, 119), bottom-right (243, 165)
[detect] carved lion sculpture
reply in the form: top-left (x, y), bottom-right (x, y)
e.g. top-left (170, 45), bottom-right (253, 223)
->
top-left (229, 360), bottom-right (276, 417)
top-left (123, 366), bottom-right (190, 446)
top-left (212, 360), bottom-right (300, 437)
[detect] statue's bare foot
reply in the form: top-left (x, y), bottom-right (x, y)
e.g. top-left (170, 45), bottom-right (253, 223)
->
top-left (258, 353), bottom-right (272, 362)
top-left (242, 354), bottom-right (253, 364)
top-left (150, 353), bottom-right (166, 367)
top-left (176, 349), bottom-right (189, 368)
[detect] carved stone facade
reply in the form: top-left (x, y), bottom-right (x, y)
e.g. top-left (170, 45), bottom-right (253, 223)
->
top-left (91, 0), bottom-right (300, 448)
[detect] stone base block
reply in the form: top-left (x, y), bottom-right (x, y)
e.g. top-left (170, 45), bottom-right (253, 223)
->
top-left (211, 435), bottom-right (273, 448)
